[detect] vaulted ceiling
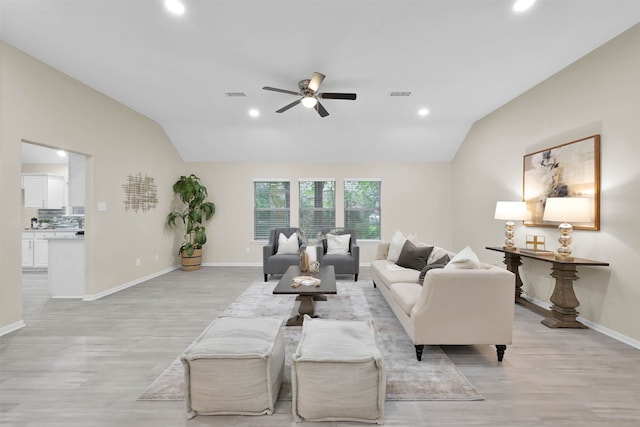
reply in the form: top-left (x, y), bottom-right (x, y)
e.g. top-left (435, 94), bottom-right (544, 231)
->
top-left (3, 1), bottom-right (640, 163)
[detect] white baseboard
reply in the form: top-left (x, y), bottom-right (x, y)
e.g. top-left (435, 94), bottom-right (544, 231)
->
top-left (0, 320), bottom-right (26, 337)
top-left (521, 294), bottom-right (640, 350)
top-left (82, 266), bottom-right (180, 301)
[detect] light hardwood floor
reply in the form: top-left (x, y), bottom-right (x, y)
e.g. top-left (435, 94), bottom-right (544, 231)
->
top-left (1, 267), bottom-right (639, 426)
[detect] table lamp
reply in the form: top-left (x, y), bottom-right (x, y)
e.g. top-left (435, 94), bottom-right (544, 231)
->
top-left (494, 201), bottom-right (527, 250)
top-left (542, 197), bottom-right (591, 260)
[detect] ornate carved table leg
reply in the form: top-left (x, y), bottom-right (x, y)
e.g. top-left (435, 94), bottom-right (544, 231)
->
top-left (541, 263), bottom-right (587, 329)
top-left (502, 252), bottom-right (524, 302)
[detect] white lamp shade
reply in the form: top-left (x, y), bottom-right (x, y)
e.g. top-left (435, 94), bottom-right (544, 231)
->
top-left (542, 197), bottom-right (591, 223)
top-left (494, 201), bottom-right (527, 220)
top-left (301, 96), bottom-right (317, 108)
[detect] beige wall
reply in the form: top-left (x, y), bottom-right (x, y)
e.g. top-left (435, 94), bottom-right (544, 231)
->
top-left (452, 25), bottom-right (640, 341)
top-left (1, 43), bottom-right (184, 330)
top-left (184, 162), bottom-right (453, 265)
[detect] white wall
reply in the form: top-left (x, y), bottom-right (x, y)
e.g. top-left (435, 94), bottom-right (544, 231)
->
top-left (452, 25), bottom-right (640, 341)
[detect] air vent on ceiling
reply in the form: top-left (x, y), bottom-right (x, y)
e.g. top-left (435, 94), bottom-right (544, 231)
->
top-left (388, 91), bottom-right (412, 97)
top-left (224, 92), bottom-right (247, 97)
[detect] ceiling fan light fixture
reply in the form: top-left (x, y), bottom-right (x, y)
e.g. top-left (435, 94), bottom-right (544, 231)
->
top-left (513, 0), bottom-right (535, 12)
top-left (301, 96), bottom-right (318, 109)
top-left (164, 0), bottom-right (185, 15)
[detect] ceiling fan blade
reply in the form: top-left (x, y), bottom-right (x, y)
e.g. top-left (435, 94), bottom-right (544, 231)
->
top-left (276, 98), bottom-right (302, 113)
top-left (315, 101), bottom-right (329, 118)
top-left (307, 72), bottom-right (326, 93)
top-left (320, 92), bottom-right (357, 100)
top-left (263, 86), bottom-right (300, 96)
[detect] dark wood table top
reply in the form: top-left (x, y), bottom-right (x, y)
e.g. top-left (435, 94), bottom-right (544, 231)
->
top-left (486, 246), bottom-right (609, 267)
top-left (272, 265), bottom-right (337, 295)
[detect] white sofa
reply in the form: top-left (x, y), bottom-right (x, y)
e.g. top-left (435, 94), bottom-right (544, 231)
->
top-left (371, 241), bottom-right (515, 362)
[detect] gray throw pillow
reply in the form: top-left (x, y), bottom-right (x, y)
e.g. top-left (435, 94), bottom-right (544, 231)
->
top-left (418, 263), bottom-right (446, 284)
top-left (396, 240), bottom-right (433, 271)
top-left (432, 254), bottom-right (450, 265)
top-left (417, 254), bottom-right (450, 284)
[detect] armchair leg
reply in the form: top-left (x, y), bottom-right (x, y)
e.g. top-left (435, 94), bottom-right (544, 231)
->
top-left (354, 273), bottom-right (358, 282)
top-left (264, 274), bottom-right (268, 282)
top-left (496, 345), bottom-right (506, 362)
top-left (373, 282), bottom-right (377, 288)
top-left (415, 345), bottom-right (424, 361)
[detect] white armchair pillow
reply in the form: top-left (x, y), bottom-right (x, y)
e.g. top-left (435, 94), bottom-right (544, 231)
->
top-left (326, 233), bottom-right (351, 255)
top-left (276, 232), bottom-right (299, 255)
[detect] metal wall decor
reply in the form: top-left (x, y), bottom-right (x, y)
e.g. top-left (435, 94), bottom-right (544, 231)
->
top-left (122, 173), bottom-right (158, 213)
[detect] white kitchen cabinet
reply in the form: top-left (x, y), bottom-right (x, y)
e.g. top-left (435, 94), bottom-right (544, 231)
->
top-left (22, 174), bottom-right (65, 209)
top-left (22, 230), bottom-right (55, 269)
top-left (22, 237), bottom-right (34, 267)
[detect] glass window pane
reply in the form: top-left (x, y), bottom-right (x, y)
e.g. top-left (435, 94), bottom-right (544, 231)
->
top-left (344, 180), bottom-right (381, 240)
top-left (299, 180), bottom-right (335, 240)
top-left (254, 181), bottom-right (290, 240)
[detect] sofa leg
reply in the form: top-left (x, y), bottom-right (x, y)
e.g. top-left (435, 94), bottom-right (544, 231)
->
top-left (496, 345), bottom-right (506, 362)
top-left (372, 281), bottom-right (377, 288)
top-left (354, 274), bottom-right (358, 282)
top-left (415, 345), bottom-right (424, 361)
top-left (264, 274), bottom-right (268, 282)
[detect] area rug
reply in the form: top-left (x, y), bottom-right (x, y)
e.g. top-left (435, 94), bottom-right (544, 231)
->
top-left (138, 280), bottom-right (483, 401)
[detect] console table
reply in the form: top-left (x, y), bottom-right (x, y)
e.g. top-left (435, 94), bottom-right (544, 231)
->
top-left (486, 246), bottom-right (609, 329)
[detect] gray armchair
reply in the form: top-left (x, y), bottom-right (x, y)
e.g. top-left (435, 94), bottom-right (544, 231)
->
top-left (316, 228), bottom-right (359, 281)
top-left (263, 227), bottom-right (305, 281)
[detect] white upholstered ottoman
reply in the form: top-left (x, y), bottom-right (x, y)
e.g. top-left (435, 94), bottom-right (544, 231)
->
top-left (291, 316), bottom-right (386, 424)
top-left (180, 316), bottom-right (285, 419)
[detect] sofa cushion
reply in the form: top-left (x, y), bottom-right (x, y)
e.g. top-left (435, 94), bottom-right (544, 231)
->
top-left (396, 240), bottom-right (433, 271)
top-left (390, 283), bottom-right (423, 315)
top-left (276, 232), bottom-right (299, 255)
top-left (372, 260), bottom-right (420, 288)
top-left (444, 245), bottom-right (481, 270)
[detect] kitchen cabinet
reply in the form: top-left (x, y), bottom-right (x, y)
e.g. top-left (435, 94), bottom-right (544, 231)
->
top-left (22, 230), bottom-right (58, 269)
top-left (22, 238), bottom-right (33, 268)
top-left (22, 174), bottom-right (65, 209)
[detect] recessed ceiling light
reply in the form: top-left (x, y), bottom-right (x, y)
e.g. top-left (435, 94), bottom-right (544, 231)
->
top-left (57, 150), bottom-right (67, 158)
top-left (249, 109), bottom-right (260, 117)
top-left (418, 108), bottom-right (429, 117)
top-left (165, 0), bottom-right (185, 15)
top-left (513, 0), bottom-right (535, 12)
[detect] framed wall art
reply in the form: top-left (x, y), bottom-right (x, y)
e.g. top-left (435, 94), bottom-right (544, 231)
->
top-left (522, 134), bottom-right (600, 230)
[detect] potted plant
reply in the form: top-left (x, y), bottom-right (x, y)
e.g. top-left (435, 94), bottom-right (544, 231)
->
top-left (167, 174), bottom-right (216, 271)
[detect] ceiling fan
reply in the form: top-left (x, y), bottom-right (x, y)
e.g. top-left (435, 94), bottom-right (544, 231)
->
top-left (262, 72), bottom-right (357, 118)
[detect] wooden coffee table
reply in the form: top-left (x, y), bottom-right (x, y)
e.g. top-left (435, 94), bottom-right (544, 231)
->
top-left (272, 265), bottom-right (337, 326)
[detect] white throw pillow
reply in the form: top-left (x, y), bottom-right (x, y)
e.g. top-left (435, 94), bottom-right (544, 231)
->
top-left (276, 232), bottom-right (299, 255)
top-left (387, 230), bottom-right (418, 262)
top-left (444, 245), bottom-right (481, 270)
top-left (326, 233), bottom-right (351, 255)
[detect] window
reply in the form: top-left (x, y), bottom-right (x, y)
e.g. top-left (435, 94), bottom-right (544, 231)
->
top-left (254, 181), bottom-right (290, 240)
top-left (299, 180), bottom-right (335, 240)
top-left (344, 180), bottom-right (381, 240)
